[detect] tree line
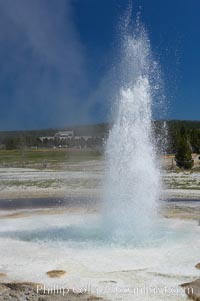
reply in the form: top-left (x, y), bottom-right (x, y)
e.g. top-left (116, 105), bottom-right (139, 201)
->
top-left (1, 121), bottom-right (200, 169)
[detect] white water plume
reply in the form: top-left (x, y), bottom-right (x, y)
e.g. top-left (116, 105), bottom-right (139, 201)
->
top-left (103, 23), bottom-right (162, 242)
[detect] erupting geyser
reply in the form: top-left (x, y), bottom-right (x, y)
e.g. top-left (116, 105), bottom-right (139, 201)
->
top-left (103, 22), bottom-right (162, 242)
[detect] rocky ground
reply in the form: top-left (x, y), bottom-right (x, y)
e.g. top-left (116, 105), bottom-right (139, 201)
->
top-left (0, 282), bottom-right (105, 301)
top-left (181, 279), bottom-right (200, 301)
top-left (181, 263), bottom-right (200, 301)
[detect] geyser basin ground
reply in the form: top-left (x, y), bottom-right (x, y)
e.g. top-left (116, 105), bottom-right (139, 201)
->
top-left (0, 204), bottom-right (200, 301)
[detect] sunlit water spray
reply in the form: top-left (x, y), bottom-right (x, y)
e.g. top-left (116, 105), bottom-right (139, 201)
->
top-left (103, 22), bottom-right (163, 243)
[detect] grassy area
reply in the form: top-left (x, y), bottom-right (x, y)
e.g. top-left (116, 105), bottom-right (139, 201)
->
top-left (0, 148), bottom-right (102, 167)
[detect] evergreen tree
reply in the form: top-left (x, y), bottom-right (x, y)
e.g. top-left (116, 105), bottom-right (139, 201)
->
top-left (5, 137), bottom-right (20, 150)
top-left (175, 137), bottom-right (194, 169)
top-left (190, 129), bottom-right (200, 153)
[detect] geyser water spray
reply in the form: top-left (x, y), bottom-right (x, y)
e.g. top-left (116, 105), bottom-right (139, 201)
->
top-left (103, 21), bottom-right (163, 242)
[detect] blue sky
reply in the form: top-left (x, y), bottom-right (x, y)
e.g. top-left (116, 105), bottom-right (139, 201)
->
top-left (0, 0), bottom-right (199, 130)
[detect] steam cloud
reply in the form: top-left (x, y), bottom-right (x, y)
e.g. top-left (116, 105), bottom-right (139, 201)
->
top-left (0, 0), bottom-right (93, 130)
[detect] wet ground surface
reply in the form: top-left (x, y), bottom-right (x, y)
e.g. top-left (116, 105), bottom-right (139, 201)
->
top-left (0, 197), bottom-right (199, 301)
top-left (0, 196), bottom-right (100, 210)
top-left (0, 197), bottom-right (199, 210)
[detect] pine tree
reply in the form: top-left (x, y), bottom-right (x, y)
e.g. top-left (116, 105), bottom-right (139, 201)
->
top-left (175, 137), bottom-right (194, 169)
top-left (190, 129), bottom-right (200, 153)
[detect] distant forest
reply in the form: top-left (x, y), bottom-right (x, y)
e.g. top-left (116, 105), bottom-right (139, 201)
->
top-left (0, 120), bottom-right (200, 154)
top-left (162, 120), bottom-right (200, 154)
